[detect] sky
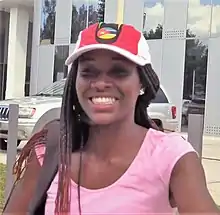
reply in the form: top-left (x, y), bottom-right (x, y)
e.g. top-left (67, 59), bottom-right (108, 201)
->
top-left (144, 0), bottom-right (220, 37)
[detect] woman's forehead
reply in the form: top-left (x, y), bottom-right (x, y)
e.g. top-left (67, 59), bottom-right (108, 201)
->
top-left (79, 49), bottom-right (128, 62)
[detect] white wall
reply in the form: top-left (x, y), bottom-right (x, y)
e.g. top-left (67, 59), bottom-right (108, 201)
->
top-left (147, 40), bottom-right (163, 80)
top-left (5, 7), bottom-right (29, 99)
top-left (37, 45), bottom-right (55, 92)
top-left (54, 0), bottom-right (72, 45)
top-left (204, 37), bottom-right (220, 136)
top-left (30, 0), bottom-right (41, 94)
top-left (161, 0), bottom-right (188, 131)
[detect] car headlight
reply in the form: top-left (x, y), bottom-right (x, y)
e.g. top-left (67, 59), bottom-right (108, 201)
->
top-left (19, 107), bottom-right (36, 118)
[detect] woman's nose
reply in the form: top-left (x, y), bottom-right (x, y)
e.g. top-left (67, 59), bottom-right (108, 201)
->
top-left (90, 78), bottom-right (113, 91)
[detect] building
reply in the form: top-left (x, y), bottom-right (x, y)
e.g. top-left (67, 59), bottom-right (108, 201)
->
top-left (0, 0), bottom-right (33, 99)
top-left (0, 0), bottom-right (220, 137)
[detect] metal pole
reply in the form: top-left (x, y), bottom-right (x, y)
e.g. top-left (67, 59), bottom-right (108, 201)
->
top-left (86, 0), bottom-right (89, 27)
top-left (4, 104), bottom-right (19, 200)
top-left (192, 70), bottom-right (196, 100)
top-left (187, 113), bottom-right (204, 157)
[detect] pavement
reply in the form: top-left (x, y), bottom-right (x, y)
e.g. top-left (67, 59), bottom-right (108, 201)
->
top-left (202, 136), bottom-right (220, 205)
top-left (0, 133), bottom-right (220, 205)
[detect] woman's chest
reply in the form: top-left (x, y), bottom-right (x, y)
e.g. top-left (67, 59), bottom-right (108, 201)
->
top-left (45, 172), bottom-right (173, 214)
top-left (70, 152), bottom-right (138, 190)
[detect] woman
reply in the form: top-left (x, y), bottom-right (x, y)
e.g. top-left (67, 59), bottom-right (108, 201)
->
top-left (3, 22), bottom-right (219, 215)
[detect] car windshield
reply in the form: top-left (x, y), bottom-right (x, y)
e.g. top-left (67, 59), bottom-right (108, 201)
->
top-left (35, 79), bottom-right (66, 97)
top-left (151, 88), bottom-right (169, 103)
top-left (35, 79), bottom-right (169, 103)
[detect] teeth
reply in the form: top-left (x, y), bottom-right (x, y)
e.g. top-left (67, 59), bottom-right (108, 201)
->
top-left (91, 97), bottom-right (116, 105)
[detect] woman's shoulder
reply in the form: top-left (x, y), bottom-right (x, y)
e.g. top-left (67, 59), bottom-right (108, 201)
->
top-left (146, 128), bottom-right (196, 154)
top-left (144, 129), bottom-right (197, 183)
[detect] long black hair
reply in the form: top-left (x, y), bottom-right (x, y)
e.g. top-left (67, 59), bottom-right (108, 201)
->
top-left (55, 61), bottom-right (160, 214)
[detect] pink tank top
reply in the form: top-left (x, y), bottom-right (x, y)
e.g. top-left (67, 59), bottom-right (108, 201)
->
top-left (36, 129), bottom-right (196, 214)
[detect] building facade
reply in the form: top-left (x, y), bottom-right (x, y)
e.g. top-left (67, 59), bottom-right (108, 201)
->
top-left (0, 0), bottom-right (220, 136)
top-left (0, 0), bottom-right (33, 99)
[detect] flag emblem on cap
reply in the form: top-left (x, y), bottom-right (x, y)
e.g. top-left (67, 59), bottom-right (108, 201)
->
top-left (97, 27), bottom-right (117, 40)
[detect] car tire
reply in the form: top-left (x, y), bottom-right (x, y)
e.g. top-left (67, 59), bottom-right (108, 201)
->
top-left (182, 115), bottom-right (188, 125)
top-left (0, 139), bottom-right (21, 151)
top-left (0, 139), bottom-right (7, 151)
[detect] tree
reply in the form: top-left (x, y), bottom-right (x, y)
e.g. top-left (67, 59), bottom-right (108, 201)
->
top-left (97, 0), bottom-right (105, 22)
top-left (40, 0), bottom-right (56, 44)
top-left (71, 4), bottom-right (87, 43)
top-left (143, 25), bottom-right (208, 99)
top-left (88, 4), bottom-right (98, 26)
top-left (71, 0), bottom-right (105, 43)
top-left (71, 4), bottom-right (80, 43)
top-left (143, 24), bottom-right (196, 40)
top-left (143, 24), bottom-right (163, 40)
top-left (184, 38), bottom-right (207, 99)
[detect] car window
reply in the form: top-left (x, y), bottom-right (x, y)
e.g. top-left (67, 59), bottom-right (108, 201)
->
top-left (151, 88), bottom-right (169, 103)
top-left (36, 79), bottom-right (65, 97)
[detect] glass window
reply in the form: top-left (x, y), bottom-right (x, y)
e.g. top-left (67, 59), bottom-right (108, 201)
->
top-left (181, 39), bottom-right (208, 130)
top-left (186, 0), bottom-right (212, 38)
top-left (0, 11), bottom-right (9, 100)
top-left (151, 88), bottom-right (168, 103)
top-left (25, 22), bottom-right (33, 96)
top-left (53, 46), bottom-right (69, 82)
top-left (183, 39), bottom-right (208, 100)
top-left (25, 66), bottom-right (31, 96)
top-left (0, 64), bottom-right (7, 100)
top-left (143, 0), bottom-right (164, 40)
top-left (71, 0), bottom-right (88, 43)
top-left (71, 0), bottom-right (105, 43)
top-left (40, 0), bottom-right (56, 45)
top-left (211, 1), bottom-right (220, 37)
top-left (88, 0), bottom-right (105, 26)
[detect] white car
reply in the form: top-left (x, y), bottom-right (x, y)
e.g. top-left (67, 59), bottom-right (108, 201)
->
top-left (149, 87), bottom-right (178, 132)
top-left (0, 79), bottom-right (178, 150)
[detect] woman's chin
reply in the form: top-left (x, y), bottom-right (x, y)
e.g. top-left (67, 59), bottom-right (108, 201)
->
top-left (89, 114), bottom-right (117, 126)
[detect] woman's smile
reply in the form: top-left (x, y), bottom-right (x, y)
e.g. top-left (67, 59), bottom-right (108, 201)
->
top-left (88, 96), bottom-right (119, 112)
top-left (90, 96), bottom-right (117, 105)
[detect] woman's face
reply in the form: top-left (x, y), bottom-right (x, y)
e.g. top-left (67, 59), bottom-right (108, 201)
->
top-left (75, 50), bottom-right (142, 125)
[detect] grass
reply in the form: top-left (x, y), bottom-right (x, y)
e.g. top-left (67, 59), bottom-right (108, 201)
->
top-left (0, 163), bottom-right (6, 212)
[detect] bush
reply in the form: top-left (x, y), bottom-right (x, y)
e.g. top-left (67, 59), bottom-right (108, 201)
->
top-left (0, 163), bottom-right (6, 212)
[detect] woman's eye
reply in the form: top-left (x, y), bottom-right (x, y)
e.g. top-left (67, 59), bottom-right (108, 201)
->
top-left (110, 68), bottom-right (130, 78)
top-left (80, 69), bottom-right (97, 78)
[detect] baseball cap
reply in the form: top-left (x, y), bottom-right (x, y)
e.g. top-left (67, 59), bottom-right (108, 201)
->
top-left (65, 22), bottom-right (152, 66)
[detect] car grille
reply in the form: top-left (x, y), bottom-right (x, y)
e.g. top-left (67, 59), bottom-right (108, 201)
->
top-left (0, 106), bottom-right (9, 120)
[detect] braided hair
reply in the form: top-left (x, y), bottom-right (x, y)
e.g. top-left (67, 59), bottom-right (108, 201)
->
top-left (12, 61), bottom-right (160, 214)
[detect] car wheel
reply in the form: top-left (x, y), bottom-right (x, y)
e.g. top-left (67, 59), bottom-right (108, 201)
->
top-left (0, 139), bottom-right (7, 151)
top-left (182, 115), bottom-right (188, 125)
top-left (0, 139), bottom-right (21, 151)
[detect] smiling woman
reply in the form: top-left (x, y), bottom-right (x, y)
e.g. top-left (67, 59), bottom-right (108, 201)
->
top-left (2, 22), bottom-right (220, 215)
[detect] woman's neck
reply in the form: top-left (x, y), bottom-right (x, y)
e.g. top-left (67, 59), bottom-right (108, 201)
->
top-left (85, 120), bottom-right (147, 160)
